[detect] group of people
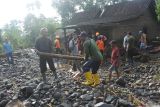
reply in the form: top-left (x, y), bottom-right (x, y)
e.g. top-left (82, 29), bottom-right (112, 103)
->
top-left (2, 27), bottom-right (148, 87)
top-left (123, 31), bottom-right (147, 66)
top-left (34, 28), bottom-right (121, 86)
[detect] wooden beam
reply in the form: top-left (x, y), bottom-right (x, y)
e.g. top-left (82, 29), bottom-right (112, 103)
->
top-left (37, 51), bottom-right (84, 61)
top-left (0, 52), bottom-right (21, 58)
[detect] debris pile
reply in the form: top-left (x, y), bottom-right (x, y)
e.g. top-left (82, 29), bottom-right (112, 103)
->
top-left (0, 49), bottom-right (160, 107)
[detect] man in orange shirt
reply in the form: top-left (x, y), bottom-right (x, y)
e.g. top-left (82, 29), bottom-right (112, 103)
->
top-left (96, 36), bottom-right (105, 56)
top-left (54, 35), bottom-right (61, 54)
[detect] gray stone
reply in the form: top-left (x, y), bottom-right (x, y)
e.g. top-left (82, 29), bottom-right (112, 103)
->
top-left (73, 102), bottom-right (79, 107)
top-left (94, 102), bottom-right (114, 107)
top-left (80, 94), bottom-right (93, 101)
top-left (0, 99), bottom-right (9, 107)
top-left (53, 92), bottom-right (61, 100)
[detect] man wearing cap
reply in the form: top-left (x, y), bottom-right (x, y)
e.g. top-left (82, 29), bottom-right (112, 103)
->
top-left (78, 31), bottom-right (103, 87)
top-left (108, 40), bottom-right (120, 81)
top-left (35, 28), bottom-right (58, 83)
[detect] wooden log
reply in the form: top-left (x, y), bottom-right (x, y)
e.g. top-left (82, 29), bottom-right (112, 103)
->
top-left (0, 52), bottom-right (21, 58)
top-left (37, 51), bottom-right (84, 61)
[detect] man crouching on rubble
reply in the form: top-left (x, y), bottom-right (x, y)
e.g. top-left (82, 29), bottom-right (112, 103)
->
top-left (35, 27), bottom-right (58, 83)
top-left (74, 32), bottom-right (103, 87)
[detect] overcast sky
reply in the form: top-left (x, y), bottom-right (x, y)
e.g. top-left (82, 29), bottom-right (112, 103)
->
top-left (0, 0), bottom-right (60, 28)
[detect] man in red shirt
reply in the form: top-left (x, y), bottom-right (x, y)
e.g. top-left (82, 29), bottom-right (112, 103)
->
top-left (108, 40), bottom-right (120, 81)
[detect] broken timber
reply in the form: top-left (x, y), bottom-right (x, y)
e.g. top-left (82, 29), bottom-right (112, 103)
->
top-left (0, 52), bottom-right (21, 58)
top-left (37, 51), bottom-right (84, 61)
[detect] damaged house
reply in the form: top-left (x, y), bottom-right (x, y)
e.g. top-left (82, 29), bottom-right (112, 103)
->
top-left (66, 0), bottom-right (160, 40)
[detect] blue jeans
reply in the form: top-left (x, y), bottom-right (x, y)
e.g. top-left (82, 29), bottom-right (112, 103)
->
top-left (6, 52), bottom-right (14, 64)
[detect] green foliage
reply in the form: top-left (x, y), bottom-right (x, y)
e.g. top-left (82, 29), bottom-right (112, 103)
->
top-left (1, 14), bottom-right (60, 52)
top-left (3, 20), bottom-right (23, 50)
top-left (156, 0), bottom-right (160, 21)
top-left (52, 0), bottom-right (76, 26)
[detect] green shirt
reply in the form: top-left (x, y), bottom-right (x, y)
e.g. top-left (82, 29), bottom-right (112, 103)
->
top-left (128, 35), bottom-right (135, 49)
top-left (84, 38), bottom-right (103, 61)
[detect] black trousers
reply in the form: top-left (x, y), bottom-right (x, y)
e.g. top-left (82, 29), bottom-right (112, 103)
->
top-left (82, 60), bottom-right (101, 74)
top-left (40, 56), bottom-right (56, 73)
top-left (127, 48), bottom-right (134, 65)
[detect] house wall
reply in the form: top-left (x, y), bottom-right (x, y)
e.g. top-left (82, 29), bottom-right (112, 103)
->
top-left (111, 9), bottom-right (160, 40)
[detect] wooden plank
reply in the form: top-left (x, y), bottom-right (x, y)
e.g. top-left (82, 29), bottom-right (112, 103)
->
top-left (0, 52), bottom-right (21, 58)
top-left (37, 51), bottom-right (84, 61)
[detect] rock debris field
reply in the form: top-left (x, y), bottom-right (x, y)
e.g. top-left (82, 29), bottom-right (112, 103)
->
top-left (0, 49), bottom-right (160, 107)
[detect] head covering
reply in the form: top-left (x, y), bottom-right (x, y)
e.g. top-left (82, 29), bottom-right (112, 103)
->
top-left (80, 31), bottom-right (87, 37)
top-left (96, 32), bottom-right (99, 36)
top-left (40, 27), bottom-right (48, 36)
top-left (40, 28), bottom-right (48, 33)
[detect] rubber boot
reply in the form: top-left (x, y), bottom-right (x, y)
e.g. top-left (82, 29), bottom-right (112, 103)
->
top-left (82, 71), bottom-right (93, 86)
top-left (91, 73), bottom-right (100, 87)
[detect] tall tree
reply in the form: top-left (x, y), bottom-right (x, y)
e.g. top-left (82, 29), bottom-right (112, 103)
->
top-left (52, 0), bottom-right (76, 26)
top-left (156, 0), bottom-right (160, 21)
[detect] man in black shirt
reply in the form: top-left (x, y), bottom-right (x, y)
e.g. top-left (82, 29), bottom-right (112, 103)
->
top-left (35, 28), bottom-right (58, 83)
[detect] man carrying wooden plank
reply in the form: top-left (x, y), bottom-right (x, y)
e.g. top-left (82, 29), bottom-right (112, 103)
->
top-left (35, 27), bottom-right (58, 83)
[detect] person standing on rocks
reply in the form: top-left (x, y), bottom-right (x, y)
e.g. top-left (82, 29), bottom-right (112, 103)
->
top-left (96, 36), bottom-right (105, 56)
top-left (140, 31), bottom-right (147, 52)
top-left (3, 37), bottom-right (14, 65)
top-left (108, 40), bottom-right (120, 82)
top-left (35, 28), bottom-right (58, 83)
top-left (78, 31), bottom-right (103, 87)
top-left (126, 32), bottom-right (135, 66)
top-left (123, 32), bottom-right (129, 62)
